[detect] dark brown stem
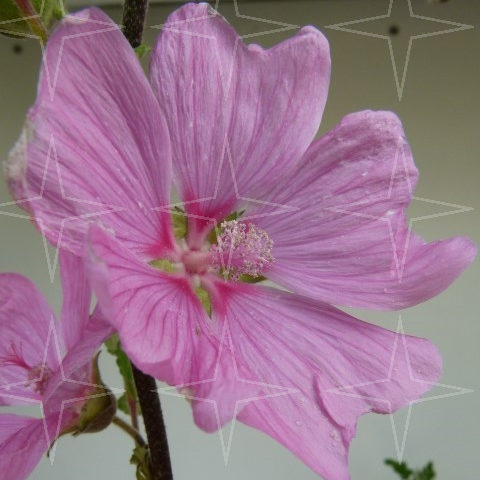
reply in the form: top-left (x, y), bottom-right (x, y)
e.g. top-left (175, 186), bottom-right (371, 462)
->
top-left (132, 365), bottom-right (173, 480)
top-left (121, 2), bottom-right (172, 478)
top-left (121, 0), bottom-right (149, 48)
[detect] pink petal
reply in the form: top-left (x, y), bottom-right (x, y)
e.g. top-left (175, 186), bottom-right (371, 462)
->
top-left (44, 307), bottom-right (113, 415)
top-left (87, 225), bottom-right (218, 385)
top-left (251, 111), bottom-right (476, 309)
top-left (151, 3), bottom-right (330, 244)
top-left (0, 414), bottom-right (49, 480)
top-left (6, 7), bottom-right (173, 259)
top-left (0, 274), bottom-right (60, 405)
top-left (189, 330), bottom-right (265, 433)
top-left (191, 283), bottom-right (441, 480)
top-left (59, 250), bottom-right (91, 350)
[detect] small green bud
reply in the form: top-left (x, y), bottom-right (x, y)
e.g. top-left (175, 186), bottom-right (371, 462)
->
top-left (71, 353), bottom-right (116, 435)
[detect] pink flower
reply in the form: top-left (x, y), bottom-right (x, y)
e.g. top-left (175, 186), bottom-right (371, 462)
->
top-left (7, 4), bottom-right (475, 479)
top-left (0, 252), bottom-right (112, 480)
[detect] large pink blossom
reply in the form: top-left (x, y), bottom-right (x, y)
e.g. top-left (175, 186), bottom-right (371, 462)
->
top-left (7, 4), bottom-right (475, 479)
top-left (0, 252), bottom-right (112, 480)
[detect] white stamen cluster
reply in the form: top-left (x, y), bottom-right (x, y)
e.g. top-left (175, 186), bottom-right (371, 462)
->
top-left (211, 220), bottom-right (274, 280)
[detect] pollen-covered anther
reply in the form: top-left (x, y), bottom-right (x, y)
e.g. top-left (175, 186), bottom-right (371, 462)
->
top-left (210, 220), bottom-right (274, 280)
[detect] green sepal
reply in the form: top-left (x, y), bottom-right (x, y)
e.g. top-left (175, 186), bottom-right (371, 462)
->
top-left (240, 274), bottom-right (266, 283)
top-left (171, 207), bottom-right (187, 240)
top-left (70, 353), bottom-right (117, 435)
top-left (134, 43), bottom-right (151, 59)
top-left (149, 258), bottom-right (176, 273)
top-left (0, 0), bottom-right (63, 39)
top-left (195, 286), bottom-right (212, 317)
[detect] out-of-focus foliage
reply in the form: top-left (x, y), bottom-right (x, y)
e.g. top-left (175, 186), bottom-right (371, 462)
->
top-left (385, 458), bottom-right (436, 480)
top-left (0, 0), bottom-right (62, 39)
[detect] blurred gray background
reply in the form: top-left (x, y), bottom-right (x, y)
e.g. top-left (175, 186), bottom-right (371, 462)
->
top-left (0, 0), bottom-right (478, 479)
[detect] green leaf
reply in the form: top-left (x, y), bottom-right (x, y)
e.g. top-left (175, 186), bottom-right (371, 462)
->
top-left (117, 393), bottom-right (130, 415)
top-left (385, 459), bottom-right (413, 479)
top-left (385, 458), bottom-right (436, 480)
top-left (0, 0), bottom-right (62, 39)
top-left (117, 348), bottom-right (136, 399)
top-left (415, 462), bottom-right (436, 480)
top-left (105, 334), bottom-right (137, 401)
top-left (130, 445), bottom-right (152, 480)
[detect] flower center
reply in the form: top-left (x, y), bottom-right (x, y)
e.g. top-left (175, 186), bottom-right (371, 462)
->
top-left (181, 250), bottom-right (211, 275)
top-left (150, 217), bottom-right (274, 315)
top-left (210, 220), bottom-right (274, 281)
top-left (0, 344), bottom-right (52, 395)
top-left (27, 365), bottom-right (52, 395)
top-left (152, 218), bottom-right (274, 283)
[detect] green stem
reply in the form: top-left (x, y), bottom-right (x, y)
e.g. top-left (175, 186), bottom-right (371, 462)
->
top-left (128, 394), bottom-right (140, 432)
top-left (112, 416), bottom-right (146, 447)
top-left (13, 0), bottom-right (48, 43)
